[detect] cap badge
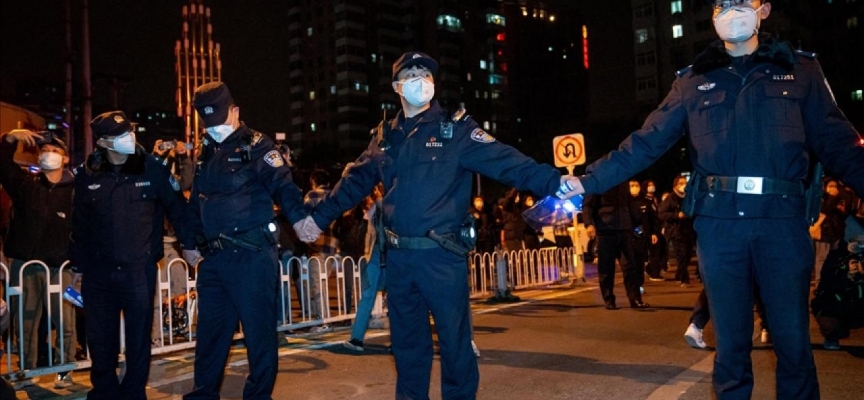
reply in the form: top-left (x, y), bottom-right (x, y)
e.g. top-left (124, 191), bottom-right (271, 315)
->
top-left (88, 184), bottom-right (101, 190)
top-left (113, 115), bottom-right (125, 123)
top-left (697, 82), bottom-right (716, 91)
top-left (412, 54), bottom-right (421, 59)
top-left (204, 106), bottom-right (214, 115)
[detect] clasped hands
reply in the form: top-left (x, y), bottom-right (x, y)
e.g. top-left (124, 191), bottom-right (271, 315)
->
top-left (293, 216), bottom-right (322, 243)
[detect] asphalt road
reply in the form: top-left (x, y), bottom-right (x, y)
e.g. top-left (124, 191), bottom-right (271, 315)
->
top-left (16, 264), bottom-right (864, 399)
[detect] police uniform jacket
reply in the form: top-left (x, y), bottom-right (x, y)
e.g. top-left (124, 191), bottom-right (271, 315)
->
top-left (187, 124), bottom-right (306, 242)
top-left (0, 140), bottom-right (73, 268)
top-left (579, 36), bottom-right (864, 218)
top-left (311, 101), bottom-right (562, 239)
top-left (70, 147), bottom-right (193, 274)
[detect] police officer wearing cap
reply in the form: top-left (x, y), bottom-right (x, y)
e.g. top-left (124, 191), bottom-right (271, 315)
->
top-left (70, 111), bottom-right (196, 400)
top-left (558, 1), bottom-right (864, 398)
top-left (184, 82), bottom-right (308, 400)
top-left (0, 129), bottom-right (78, 385)
top-left (295, 52), bottom-right (576, 400)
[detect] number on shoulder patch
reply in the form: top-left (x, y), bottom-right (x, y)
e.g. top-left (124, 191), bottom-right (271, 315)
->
top-left (470, 128), bottom-right (496, 143)
top-left (264, 150), bottom-right (285, 168)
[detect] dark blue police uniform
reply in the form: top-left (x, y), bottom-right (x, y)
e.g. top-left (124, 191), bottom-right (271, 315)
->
top-left (71, 146), bottom-right (192, 400)
top-left (311, 100), bottom-right (562, 399)
top-left (184, 123), bottom-right (306, 400)
top-left (579, 37), bottom-right (864, 399)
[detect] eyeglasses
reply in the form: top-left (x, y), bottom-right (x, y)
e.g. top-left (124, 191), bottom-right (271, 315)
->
top-left (712, 0), bottom-right (757, 12)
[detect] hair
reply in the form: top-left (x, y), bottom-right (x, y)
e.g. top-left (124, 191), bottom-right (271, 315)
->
top-left (309, 169), bottom-right (330, 187)
top-left (673, 175), bottom-right (688, 187)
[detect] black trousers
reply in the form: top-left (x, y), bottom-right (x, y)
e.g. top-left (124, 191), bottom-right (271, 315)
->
top-left (596, 230), bottom-right (643, 304)
top-left (83, 267), bottom-right (156, 400)
top-left (646, 234), bottom-right (667, 278)
top-left (185, 245), bottom-right (280, 400)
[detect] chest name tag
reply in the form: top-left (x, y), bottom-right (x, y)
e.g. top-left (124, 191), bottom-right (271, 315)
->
top-left (470, 128), bottom-right (496, 143)
top-left (135, 181), bottom-right (151, 187)
top-left (697, 82), bottom-right (716, 91)
top-left (426, 137), bottom-right (443, 148)
top-left (772, 74), bottom-right (795, 81)
top-left (228, 157), bottom-right (243, 162)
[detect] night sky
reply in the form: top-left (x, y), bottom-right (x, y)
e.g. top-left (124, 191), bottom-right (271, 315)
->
top-left (1, 0), bottom-right (293, 134)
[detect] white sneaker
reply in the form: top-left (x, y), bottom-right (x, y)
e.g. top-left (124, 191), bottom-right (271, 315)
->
top-left (308, 324), bottom-right (332, 334)
top-left (54, 372), bottom-right (74, 389)
top-left (760, 329), bottom-right (771, 344)
top-left (471, 340), bottom-right (481, 357)
top-left (684, 323), bottom-right (707, 349)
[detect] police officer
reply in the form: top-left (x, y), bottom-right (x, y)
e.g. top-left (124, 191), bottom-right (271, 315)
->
top-left (295, 52), bottom-right (573, 400)
top-left (70, 111), bottom-right (195, 400)
top-left (184, 82), bottom-right (308, 400)
top-left (557, 1), bottom-right (864, 398)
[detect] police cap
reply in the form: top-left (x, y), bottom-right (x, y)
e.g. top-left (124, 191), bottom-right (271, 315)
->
top-left (193, 81), bottom-right (235, 128)
top-left (90, 111), bottom-right (132, 139)
top-left (392, 52), bottom-right (438, 81)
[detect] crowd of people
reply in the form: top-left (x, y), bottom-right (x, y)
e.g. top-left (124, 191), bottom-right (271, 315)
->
top-left (1, 1), bottom-right (864, 399)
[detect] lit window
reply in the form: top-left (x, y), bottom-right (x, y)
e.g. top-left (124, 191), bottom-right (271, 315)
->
top-left (496, 32), bottom-right (506, 41)
top-left (563, 55), bottom-right (567, 60)
top-left (309, 91), bottom-right (315, 100)
top-left (848, 16), bottom-right (858, 28)
top-left (521, 7), bottom-right (528, 17)
top-left (548, 46), bottom-right (553, 52)
top-left (852, 90), bottom-right (863, 101)
top-left (672, 24), bottom-right (684, 38)
top-left (307, 27), bottom-right (313, 37)
top-left (310, 123), bottom-right (316, 132)
top-left (467, 72), bottom-right (472, 82)
top-left (549, 15), bottom-right (556, 22)
top-left (480, 60), bottom-right (487, 69)
top-left (483, 121), bottom-right (490, 130)
top-left (330, 85), bottom-right (336, 94)
top-left (371, 53), bottom-right (377, 62)
top-left (486, 13), bottom-right (506, 26)
top-left (635, 28), bottom-right (650, 43)
top-left (436, 15), bottom-right (462, 32)
top-left (355, 82), bottom-right (361, 91)
top-left (489, 74), bottom-right (504, 85)
top-left (671, 0), bottom-right (683, 14)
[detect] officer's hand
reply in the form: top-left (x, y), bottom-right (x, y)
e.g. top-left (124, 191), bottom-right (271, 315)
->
top-left (651, 234), bottom-right (658, 245)
top-left (5, 129), bottom-right (41, 146)
top-left (585, 225), bottom-right (596, 239)
top-left (183, 249), bottom-right (203, 266)
top-left (294, 216), bottom-right (323, 243)
top-left (556, 175), bottom-right (585, 200)
top-left (677, 211), bottom-right (686, 219)
top-left (175, 141), bottom-right (188, 155)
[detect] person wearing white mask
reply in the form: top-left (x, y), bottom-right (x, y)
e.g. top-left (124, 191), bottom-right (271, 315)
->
top-left (185, 82), bottom-right (309, 400)
top-left (0, 128), bottom-right (78, 389)
top-left (70, 111), bottom-right (198, 400)
top-left (295, 51), bottom-right (577, 400)
top-left (552, 0), bottom-right (864, 398)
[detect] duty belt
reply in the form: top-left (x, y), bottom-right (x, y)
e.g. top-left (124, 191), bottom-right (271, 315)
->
top-left (384, 229), bottom-right (439, 250)
top-left (700, 176), bottom-right (805, 197)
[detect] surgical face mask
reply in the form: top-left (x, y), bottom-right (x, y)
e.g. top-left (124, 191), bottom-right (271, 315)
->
top-left (105, 132), bottom-right (136, 155)
top-left (206, 124), bottom-right (235, 143)
top-left (399, 77), bottom-right (435, 107)
top-left (38, 152), bottom-right (64, 171)
top-left (713, 5), bottom-right (763, 43)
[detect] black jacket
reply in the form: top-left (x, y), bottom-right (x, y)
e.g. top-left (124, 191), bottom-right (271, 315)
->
top-left (580, 36), bottom-right (864, 218)
top-left (0, 140), bottom-right (73, 268)
top-left (582, 182), bottom-right (634, 233)
top-left (659, 193), bottom-right (695, 239)
top-left (70, 146), bottom-right (193, 275)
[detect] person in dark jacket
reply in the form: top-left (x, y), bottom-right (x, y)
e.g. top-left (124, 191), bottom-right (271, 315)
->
top-left (70, 111), bottom-right (196, 400)
top-left (555, 1), bottom-right (864, 397)
top-left (184, 82), bottom-right (308, 400)
top-left (296, 52), bottom-right (572, 400)
top-left (643, 179), bottom-right (668, 280)
top-left (0, 129), bottom-right (77, 387)
top-left (658, 175), bottom-right (697, 286)
top-left (583, 181), bottom-right (651, 310)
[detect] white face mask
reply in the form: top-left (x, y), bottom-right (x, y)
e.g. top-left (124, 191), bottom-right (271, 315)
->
top-left (399, 77), bottom-right (435, 107)
top-left (38, 152), bottom-right (64, 171)
top-left (713, 5), bottom-right (763, 43)
top-left (105, 132), bottom-right (137, 155)
top-left (206, 124), bottom-right (235, 143)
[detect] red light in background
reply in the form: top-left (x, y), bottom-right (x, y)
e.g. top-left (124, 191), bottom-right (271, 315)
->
top-left (496, 33), bottom-right (506, 41)
top-left (497, 49), bottom-right (504, 56)
top-left (582, 25), bottom-right (589, 69)
top-left (501, 62), bottom-right (508, 72)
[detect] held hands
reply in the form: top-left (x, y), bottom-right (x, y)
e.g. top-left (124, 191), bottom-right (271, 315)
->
top-left (556, 175), bottom-right (585, 200)
top-left (293, 216), bottom-right (323, 243)
top-left (5, 129), bottom-right (42, 146)
top-left (183, 249), bottom-right (203, 266)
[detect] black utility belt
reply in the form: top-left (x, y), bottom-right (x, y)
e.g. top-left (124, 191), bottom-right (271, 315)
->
top-left (384, 229), bottom-right (439, 250)
top-left (206, 222), bottom-right (278, 252)
top-left (700, 176), bottom-right (804, 197)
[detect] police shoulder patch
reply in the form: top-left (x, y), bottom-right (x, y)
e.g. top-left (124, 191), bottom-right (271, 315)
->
top-left (169, 175), bottom-right (180, 191)
top-left (263, 150), bottom-right (284, 168)
top-left (470, 128), bottom-right (496, 143)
